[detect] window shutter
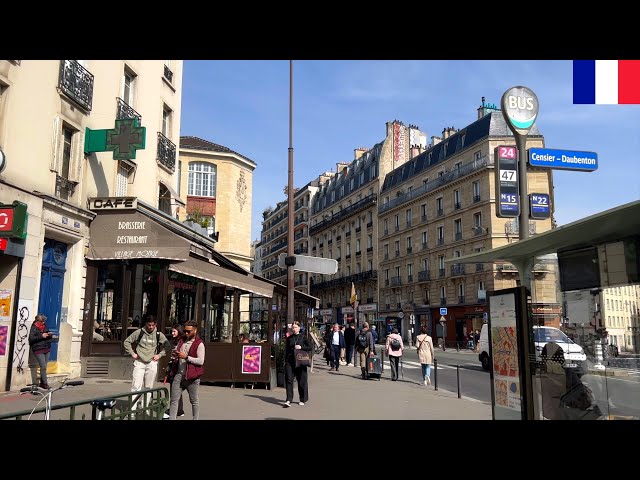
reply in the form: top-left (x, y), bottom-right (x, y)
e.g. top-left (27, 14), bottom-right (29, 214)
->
top-left (69, 128), bottom-right (84, 182)
top-left (50, 116), bottom-right (61, 172)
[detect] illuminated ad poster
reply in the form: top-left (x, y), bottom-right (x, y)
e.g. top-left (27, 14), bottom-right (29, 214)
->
top-left (242, 345), bottom-right (262, 374)
top-left (0, 326), bottom-right (7, 356)
top-left (489, 292), bottom-right (521, 419)
top-left (0, 289), bottom-right (12, 320)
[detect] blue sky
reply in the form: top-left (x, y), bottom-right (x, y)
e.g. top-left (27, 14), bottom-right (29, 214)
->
top-left (180, 60), bottom-right (640, 241)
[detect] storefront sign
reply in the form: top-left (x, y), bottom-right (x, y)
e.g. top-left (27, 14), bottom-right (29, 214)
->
top-left (319, 309), bottom-right (332, 316)
top-left (341, 306), bottom-right (354, 314)
top-left (89, 197), bottom-right (138, 210)
top-left (0, 201), bottom-right (27, 239)
top-left (358, 304), bottom-right (377, 312)
top-left (87, 210), bottom-right (190, 261)
top-left (241, 345), bottom-right (262, 374)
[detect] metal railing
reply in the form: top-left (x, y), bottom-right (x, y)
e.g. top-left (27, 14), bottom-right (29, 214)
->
top-left (157, 132), bottom-right (176, 172)
top-left (310, 194), bottom-right (377, 235)
top-left (58, 60), bottom-right (94, 111)
top-left (164, 64), bottom-right (174, 83)
top-left (116, 97), bottom-right (142, 124)
top-left (56, 175), bottom-right (78, 201)
top-left (379, 154), bottom-right (493, 214)
top-left (0, 386), bottom-right (168, 420)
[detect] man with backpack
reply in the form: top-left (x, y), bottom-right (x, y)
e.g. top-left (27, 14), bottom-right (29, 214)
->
top-left (124, 315), bottom-right (170, 413)
top-left (385, 327), bottom-right (404, 381)
top-left (356, 322), bottom-right (376, 379)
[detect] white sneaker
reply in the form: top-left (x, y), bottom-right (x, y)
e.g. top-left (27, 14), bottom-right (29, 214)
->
top-left (284, 401), bottom-right (291, 407)
top-left (346, 363), bottom-right (353, 367)
top-left (299, 402), bottom-right (305, 406)
top-left (424, 380), bottom-right (428, 386)
top-left (427, 377), bottom-right (431, 385)
top-left (162, 412), bottom-right (170, 419)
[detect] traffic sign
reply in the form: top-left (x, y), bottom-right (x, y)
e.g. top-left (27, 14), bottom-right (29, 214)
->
top-left (495, 146), bottom-right (520, 218)
top-left (439, 315), bottom-right (447, 323)
top-left (528, 148), bottom-right (597, 172)
top-left (440, 307), bottom-right (447, 315)
top-left (278, 253), bottom-right (338, 275)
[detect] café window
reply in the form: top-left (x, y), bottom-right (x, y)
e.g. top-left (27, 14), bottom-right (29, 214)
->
top-left (166, 271), bottom-right (198, 327)
top-left (238, 295), bottom-right (270, 343)
top-left (202, 286), bottom-right (235, 343)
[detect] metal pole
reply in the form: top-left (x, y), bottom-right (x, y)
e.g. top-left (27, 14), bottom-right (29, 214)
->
top-left (516, 134), bottom-right (529, 240)
top-left (456, 364), bottom-right (461, 398)
top-left (434, 358), bottom-right (438, 391)
top-left (287, 60), bottom-right (295, 327)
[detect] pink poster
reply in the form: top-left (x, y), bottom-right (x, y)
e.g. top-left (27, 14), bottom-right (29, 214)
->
top-left (0, 326), bottom-right (7, 356)
top-left (242, 345), bottom-right (262, 374)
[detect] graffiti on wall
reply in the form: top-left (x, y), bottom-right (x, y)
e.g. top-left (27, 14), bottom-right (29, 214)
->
top-left (13, 300), bottom-right (32, 373)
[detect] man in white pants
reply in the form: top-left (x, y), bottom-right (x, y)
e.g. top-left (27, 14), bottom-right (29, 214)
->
top-left (123, 315), bottom-right (170, 415)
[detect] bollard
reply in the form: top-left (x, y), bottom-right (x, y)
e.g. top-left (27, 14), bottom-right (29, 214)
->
top-left (434, 358), bottom-right (438, 391)
top-left (456, 364), bottom-right (461, 398)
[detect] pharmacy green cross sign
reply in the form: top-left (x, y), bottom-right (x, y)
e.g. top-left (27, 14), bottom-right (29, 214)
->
top-left (84, 118), bottom-right (146, 160)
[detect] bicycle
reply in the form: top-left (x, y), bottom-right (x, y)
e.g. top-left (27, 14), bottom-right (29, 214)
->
top-left (19, 378), bottom-right (84, 420)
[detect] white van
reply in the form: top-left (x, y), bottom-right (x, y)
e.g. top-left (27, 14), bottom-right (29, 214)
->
top-left (477, 323), bottom-right (586, 372)
top-left (478, 324), bottom-right (490, 370)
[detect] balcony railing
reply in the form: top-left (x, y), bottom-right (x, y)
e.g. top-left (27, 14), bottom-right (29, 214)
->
top-left (438, 268), bottom-right (446, 278)
top-left (473, 194), bottom-right (481, 203)
top-left (116, 97), bottom-right (142, 124)
top-left (476, 263), bottom-right (485, 272)
top-left (164, 64), bottom-right (174, 83)
top-left (55, 175), bottom-right (78, 201)
top-left (455, 232), bottom-right (463, 241)
top-left (310, 194), bottom-right (377, 235)
top-left (355, 226), bottom-right (361, 233)
top-left (367, 221), bottom-right (373, 229)
top-left (367, 247), bottom-right (373, 253)
top-left (422, 242), bottom-right (428, 250)
top-left (437, 238), bottom-right (445, 246)
top-left (437, 208), bottom-right (444, 217)
top-left (157, 132), bottom-right (176, 172)
top-left (407, 247), bottom-right (413, 253)
top-left (418, 270), bottom-right (430, 282)
top-left (450, 264), bottom-right (466, 276)
top-left (336, 235), bottom-right (341, 242)
top-left (440, 298), bottom-right (447, 306)
top-left (58, 60), bottom-right (94, 111)
top-left (505, 220), bottom-right (537, 236)
top-left (407, 275), bottom-right (413, 282)
top-left (379, 153), bottom-right (493, 215)
top-left (395, 251), bottom-right (400, 257)
top-left (294, 247), bottom-right (308, 254)
top-left (458, 296), bottom-right (465, 304)
top-left (454, 202), bottom-right (461, 210)
top-left (390, 276), bottom-right (402, 286)
top-left (421, 215), bottom-right (427, 222)
top-left (384, 253), bottom-right (389, 260)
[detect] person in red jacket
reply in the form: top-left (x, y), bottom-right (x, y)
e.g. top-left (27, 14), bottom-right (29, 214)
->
top-left (168, 320), bottom-right (205, 420)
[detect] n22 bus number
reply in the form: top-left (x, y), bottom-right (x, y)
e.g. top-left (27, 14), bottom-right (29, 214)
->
top-left (499, 146), bottom-right (516, 158)
top-left (500, 169), bottom-right (516, 181)
top-left (532, 195), bottom-right (548, 205)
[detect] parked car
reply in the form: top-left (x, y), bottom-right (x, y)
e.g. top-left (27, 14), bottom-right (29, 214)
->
top-left (477, 324), bottom-right (587, 372)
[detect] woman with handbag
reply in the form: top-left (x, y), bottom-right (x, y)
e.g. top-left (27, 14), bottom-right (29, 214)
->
top-left (416, 325), bottom-right (435, 386)
top-left (284, 321), bottom-right (312, 407)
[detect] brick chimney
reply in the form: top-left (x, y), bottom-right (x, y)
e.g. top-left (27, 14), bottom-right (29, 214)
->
top-left (431, 136), bottom-right (442, 147)
top-left (336, 161), bottom-right (349, 175)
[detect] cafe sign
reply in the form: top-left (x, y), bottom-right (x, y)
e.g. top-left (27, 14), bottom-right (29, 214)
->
top-left (89, 197), bottom-right (137, 210)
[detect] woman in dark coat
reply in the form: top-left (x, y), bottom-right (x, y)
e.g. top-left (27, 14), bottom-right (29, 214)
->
top-left (163, 324), bottom-right (185, 419)
top-left (283, 321), bottom-right (312, 407)
top-left (28, 314), bottom-right (54, 389)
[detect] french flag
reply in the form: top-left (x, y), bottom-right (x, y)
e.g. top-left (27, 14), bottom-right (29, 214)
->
top-left (573, 60), bottom-right (640, 104)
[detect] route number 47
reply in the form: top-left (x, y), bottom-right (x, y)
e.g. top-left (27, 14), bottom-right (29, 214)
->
top-left (500, 169), bottom-right (517, 182)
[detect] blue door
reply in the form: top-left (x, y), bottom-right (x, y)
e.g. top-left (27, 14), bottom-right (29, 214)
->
top-left (38, 239), bottom-right (68, 362)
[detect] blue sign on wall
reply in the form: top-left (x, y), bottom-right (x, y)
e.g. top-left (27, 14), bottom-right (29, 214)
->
top-left (440, 307), bottom-right (448, 315)
top-left (528, 148), bottom-right (598, 172)
top-left (529, 193), bottom-right (551, 220)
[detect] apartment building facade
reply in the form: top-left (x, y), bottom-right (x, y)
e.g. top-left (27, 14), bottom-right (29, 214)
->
top-left (601, 285), bottom-right (640, 353)
top-left (308, 121), bottom-right (427, 326)
top-left (260, 178), bottom-right (325, 294)
top-left (0, 60), bottom-right (184, 389)
top-left (378, 110), bottom-right (557, 345)
top-left (177, 136), bottom-right (257, 272)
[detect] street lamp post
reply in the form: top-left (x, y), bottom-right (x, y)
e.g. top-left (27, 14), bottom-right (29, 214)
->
top-left (286, 60), bottom-right (295, 328)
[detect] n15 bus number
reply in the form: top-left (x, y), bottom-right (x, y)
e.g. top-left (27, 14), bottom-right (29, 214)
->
top-left (499, 146), bottom-right (516, 158)
top-left (500, 169), bottom-right (517, 182)
top-left (501, 194), bottom-right (517, 203)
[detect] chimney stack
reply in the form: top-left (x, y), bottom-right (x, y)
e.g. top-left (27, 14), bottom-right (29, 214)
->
top-left (354, 147), bottom-right (368, 160)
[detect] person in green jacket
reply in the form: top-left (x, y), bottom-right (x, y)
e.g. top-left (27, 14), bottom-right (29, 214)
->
top-left (123, 315), bottom-right (170, 414)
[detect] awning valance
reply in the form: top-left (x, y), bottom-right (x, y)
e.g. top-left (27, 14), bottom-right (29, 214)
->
top-left (169, 256), bottom-right (274, 298)
top-left (160, 180), bottom-right (186, 206)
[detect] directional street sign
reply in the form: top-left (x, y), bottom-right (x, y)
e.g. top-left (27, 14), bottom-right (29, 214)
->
top-left (528, 148), bottom-right (597, 172)
top-left (278, 253), bottom-right (338, 275)
top-left (440, 307), bottom-right (448, 315)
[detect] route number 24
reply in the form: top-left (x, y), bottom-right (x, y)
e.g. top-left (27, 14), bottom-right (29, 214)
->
top-left (499, 146), bottom-right (516, 158)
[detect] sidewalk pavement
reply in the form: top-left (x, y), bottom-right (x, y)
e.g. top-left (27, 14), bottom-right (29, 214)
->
top-left (0, 353), bottom-right (492, 420)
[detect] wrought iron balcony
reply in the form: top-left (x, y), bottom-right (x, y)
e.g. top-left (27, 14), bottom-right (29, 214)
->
top-left (367, 247), bottom-right (373, 253)
top-left (116, 97), bottom-right (142, 124)
top-left (406, 220), bottom-right (412, 227)
top-left (346, 231), bottom-right (351, 237)
top-left (367, 297), bottom-right (374, 304)
top-left (422, 242), bottom-right (428, 250)
top-left (395, 225), bottom-right (400, 232)
top-left (327, 239), bottom-right (332, 245)
top-left (407, 275), bottom-right (413, 282)
top-left (58, 60), bottom-right (94, 111)
top-left (407, 247), bottom-right (412, 253)
top-left (505, 220), bottom-right (537, 236)
top-left (384, 253), bottom-right (389, 260)
top-left (437, 238), bottom-right (445, 246)
top-left (355, 226), bottom-right (361, 233)
top-left (390, 276), bottom-right (402, 286)
top-left (294, 247), bottom-right (308, 254)
top-left (418, 270), bottom-right (430, 282)
top-left (367, 221), bottom-right (373, 229)
top-left (356, 250), bottom-right (361, 256)
top-left (437, 208), bottom-right (444, 217)
top-left (455, 232), bottom-right (463, 241)
top-left (164, 64), bottom-right (174, 83)
top-left (55, 175), bottom-right (78, 201)
top-left (336, 235), bottom-right (341, 242)
top-left (438, 268), bottom-right (446, 278)
top-left (473, 194), bottom-right (481, 203)
top-left (476, 263), bottom-right (485, 272)
top-left (421, 215), bottom-right (427, 222)
top-left (440, 298), bottom-right (447, 306)
top-left (157, 132), bottom-right (176, 172)
top-left (454, 202), bottom-right (461, 210)
top-left (384, 229), bottom-right (389, 235)
top-left (395, 250), bottom-right (400, 257)
top-left (345, 254), bottom-right (351, 260)
top-left (458, 296), bottom-right (465, 304)
top-left (451, 264), bottom-right (466, 276)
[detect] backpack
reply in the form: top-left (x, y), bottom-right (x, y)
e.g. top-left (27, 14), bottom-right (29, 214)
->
top-left (133, 329), bottom-right (161, 354)
top-left (390, 337), bottom-right (402, 351)
top-left (357, 332), bottom-right (368, 348)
